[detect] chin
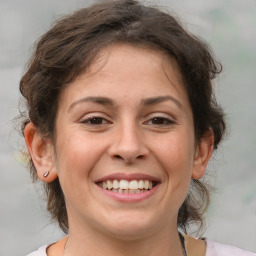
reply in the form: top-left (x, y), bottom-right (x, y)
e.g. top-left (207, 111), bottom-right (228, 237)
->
top-left (99, 213), bottom-right (158, 240)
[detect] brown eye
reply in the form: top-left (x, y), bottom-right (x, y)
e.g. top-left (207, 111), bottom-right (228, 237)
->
top-left (82, 117), bottom-right (108, 125)
top-left (148, 117), bottom-right (174, 125)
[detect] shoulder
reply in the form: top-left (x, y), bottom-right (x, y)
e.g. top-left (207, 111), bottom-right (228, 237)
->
top-left (26, 245), bottom-right (48, 256)
top-left (26, 237), bottom-right (67, 256)
top-left (205, 238), bottom-right (256, 256)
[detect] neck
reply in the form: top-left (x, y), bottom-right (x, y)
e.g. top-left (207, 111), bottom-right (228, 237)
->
top-left (64, 222), bottom-right (184, 256)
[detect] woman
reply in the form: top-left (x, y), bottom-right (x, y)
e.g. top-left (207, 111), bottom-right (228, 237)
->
top-left (20, 0), bottom-right (255, 255)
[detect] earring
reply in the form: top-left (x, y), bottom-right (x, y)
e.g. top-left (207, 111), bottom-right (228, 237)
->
top-left (43, 171), bottom-right (50, 178)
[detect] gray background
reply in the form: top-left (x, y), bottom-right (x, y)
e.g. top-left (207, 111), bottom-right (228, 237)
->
top-left (0, 0), bottom-right (255, 255)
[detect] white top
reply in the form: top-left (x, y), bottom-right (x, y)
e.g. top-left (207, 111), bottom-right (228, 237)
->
top-left (27, 238), bottom-right (256, 256)
top-left (205, 239), bottom-right (256, 256)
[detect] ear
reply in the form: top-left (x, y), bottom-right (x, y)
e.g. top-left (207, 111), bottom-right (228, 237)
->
top-left (24, 122), bottom-right (58, 182)
top-left (192, 129), bottom-right (214, 180)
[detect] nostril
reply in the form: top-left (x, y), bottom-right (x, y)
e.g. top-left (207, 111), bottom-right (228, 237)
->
top-left (113, 154), bottom-right (144, 161)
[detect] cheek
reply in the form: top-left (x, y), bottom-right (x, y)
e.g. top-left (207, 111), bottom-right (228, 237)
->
top-left (54, 133), bottom-right (102, 204)
top-left (54, 129), bottom-right (104, 179)
top-left (153, 133), bottom-right (195, 175)
top-left (56, 129), bottom-right (109, 185)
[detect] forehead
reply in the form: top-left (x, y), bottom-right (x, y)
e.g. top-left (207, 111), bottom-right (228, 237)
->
top-left (59, 43), bottom-right (188, 107)
top-left (88, 43), bottom-right (184, 84)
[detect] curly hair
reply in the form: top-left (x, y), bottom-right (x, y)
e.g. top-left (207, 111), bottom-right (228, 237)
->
top-left (19, 0), bottom-right (226, 234)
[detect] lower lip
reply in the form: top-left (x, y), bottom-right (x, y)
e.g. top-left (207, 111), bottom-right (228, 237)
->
top-left (96, 184), bottom-right (159, 203)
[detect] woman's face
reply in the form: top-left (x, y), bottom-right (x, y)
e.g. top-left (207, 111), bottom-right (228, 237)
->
top-left (51, 43), bottom-right (209, 238)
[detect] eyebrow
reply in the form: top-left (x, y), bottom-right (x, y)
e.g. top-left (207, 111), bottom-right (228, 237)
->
top-left (68, 95), bottom-right (183, 112)
top-left (141, 96), bottom-right (183, 109)
top-left (68, 96), bottom-right (114, 111)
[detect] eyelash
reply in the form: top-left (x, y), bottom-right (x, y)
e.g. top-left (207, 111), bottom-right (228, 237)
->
top-left (144, 116), bottom-right (175, 126)
top-left (81, 116), bottom-right (111, 126)
top-left (80, 115), bottom-right (175, 127)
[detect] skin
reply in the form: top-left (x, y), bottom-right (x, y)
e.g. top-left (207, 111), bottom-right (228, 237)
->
top-left (25, 43), bottom-right (213, 256)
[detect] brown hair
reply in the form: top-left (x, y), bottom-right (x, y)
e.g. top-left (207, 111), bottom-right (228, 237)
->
top-left (19, 0), bottom-right (226, 234)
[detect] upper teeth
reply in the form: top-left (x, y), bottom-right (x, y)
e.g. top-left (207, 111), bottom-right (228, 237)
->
top-left (101, 180), bottom-right (153, 190)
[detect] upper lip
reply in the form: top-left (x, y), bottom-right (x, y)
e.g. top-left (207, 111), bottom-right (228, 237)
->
top-left (94, 172), bottom-right (161, 183)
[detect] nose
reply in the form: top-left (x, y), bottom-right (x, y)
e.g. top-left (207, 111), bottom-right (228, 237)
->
top-left (108, 123), bottom-right (149, 163)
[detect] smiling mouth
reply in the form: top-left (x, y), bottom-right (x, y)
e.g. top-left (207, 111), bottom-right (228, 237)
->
top-left (96, 179), bottom-right (158, 194)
